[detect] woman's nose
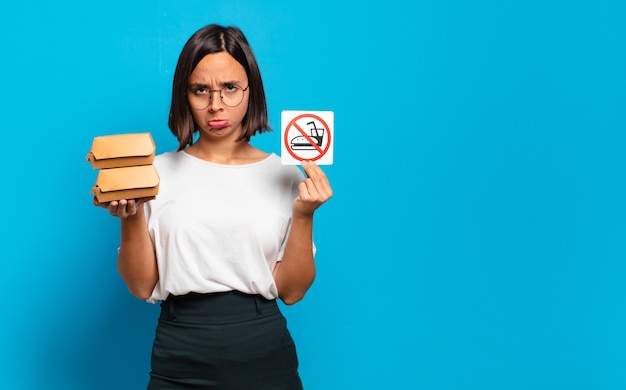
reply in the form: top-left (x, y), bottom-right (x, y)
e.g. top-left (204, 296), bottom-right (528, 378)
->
top-left (208, 90), bottom-right (223, 111)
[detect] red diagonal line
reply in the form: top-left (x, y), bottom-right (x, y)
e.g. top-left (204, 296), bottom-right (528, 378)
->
top-left (293, 122), bottom-right (323, 154)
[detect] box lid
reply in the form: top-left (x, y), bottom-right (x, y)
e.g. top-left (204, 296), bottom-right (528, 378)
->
top-left (86, 132), bottom-right (155, 164)
top-left (93, 165), bottom-right (160, 193)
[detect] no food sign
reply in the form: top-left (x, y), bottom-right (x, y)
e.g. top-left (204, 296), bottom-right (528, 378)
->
top-left (281, 110), bottom-right (334, 165)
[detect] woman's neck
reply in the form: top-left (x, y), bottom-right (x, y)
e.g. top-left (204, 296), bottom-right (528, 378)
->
top-left (185, 139), bottom-right (267, 165)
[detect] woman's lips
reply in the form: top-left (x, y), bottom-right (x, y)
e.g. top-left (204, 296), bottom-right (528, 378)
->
top-left (208, 120), bottom-right (228, 129)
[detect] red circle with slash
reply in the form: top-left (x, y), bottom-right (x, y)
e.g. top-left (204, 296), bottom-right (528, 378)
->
top-left (283, 113), bottom-right (332, 162)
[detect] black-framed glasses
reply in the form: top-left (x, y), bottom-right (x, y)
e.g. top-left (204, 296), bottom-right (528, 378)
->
top-left (188, 84), bottom-right (249, 109)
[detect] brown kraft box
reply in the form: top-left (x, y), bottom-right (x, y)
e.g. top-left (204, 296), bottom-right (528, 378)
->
top-left (91, 165), bottom-right (160, 203)
top-left (86, 132), bottom-right (156, 169)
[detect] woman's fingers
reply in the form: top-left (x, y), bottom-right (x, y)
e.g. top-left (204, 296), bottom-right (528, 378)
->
top-left (93, 196), bottom-right (154, 218)
top-left (301, 161), bottom-right (333, 201)
top-left (294, 161), bottom-right (333, 215)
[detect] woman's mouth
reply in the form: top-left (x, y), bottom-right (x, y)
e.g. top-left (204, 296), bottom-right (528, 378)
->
top-left (208, 120), bottom-right (228, 129)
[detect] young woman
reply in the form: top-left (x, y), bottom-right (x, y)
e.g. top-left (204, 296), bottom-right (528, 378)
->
top-left (94, 24), bottom-right (332, 389)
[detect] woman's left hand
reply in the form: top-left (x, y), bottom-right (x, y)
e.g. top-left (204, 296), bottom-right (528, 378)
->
top-left (293, 161), bottom-right (333, 217)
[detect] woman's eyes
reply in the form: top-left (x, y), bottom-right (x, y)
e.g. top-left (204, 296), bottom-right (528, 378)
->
top-left (191, 85), bottom-right (237, 94)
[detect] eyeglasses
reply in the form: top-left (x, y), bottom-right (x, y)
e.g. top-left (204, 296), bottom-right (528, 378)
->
top-left (188, 84), bottom-right (249, 109)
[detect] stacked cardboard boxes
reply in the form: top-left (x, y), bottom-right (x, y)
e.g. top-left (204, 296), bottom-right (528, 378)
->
top-left (86, 133), bottom-right (160, 202)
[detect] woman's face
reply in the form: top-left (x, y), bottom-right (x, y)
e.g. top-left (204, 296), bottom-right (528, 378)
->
top-left (187, 52), bottom-right (249, 141)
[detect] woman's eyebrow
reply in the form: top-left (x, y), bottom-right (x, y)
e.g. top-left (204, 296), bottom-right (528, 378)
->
top-left (188, 80), bottom-right (243, 88)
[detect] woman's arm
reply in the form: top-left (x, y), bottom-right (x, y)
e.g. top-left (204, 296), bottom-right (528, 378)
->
top-left (273, 162), bottom-right (332, 305)
top-left (94, 197), bottom-right (158, 300)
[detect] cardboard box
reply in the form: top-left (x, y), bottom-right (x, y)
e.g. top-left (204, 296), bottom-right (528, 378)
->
top-left (86, 133), bottom-right (156, 169)
top-left (91, 165), bottom-right (160, 203)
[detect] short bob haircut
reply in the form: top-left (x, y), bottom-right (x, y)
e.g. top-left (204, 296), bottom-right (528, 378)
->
top-left (168, 24), bottom-right (271, 150)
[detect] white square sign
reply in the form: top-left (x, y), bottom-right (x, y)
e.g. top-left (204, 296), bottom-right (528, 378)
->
top-left (281, 110), bottom-right (334, 165)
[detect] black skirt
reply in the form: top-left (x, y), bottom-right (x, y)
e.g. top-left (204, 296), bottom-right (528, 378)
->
top-left (147, 291), bottom-right (303, 390)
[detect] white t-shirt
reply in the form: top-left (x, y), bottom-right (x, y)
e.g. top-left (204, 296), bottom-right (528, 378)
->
top-left (145, 151), bottom-right (305, 303)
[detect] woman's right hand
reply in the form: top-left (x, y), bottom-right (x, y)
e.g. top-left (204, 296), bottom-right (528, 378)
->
top-left (93, 196), bottom-right (155, 218)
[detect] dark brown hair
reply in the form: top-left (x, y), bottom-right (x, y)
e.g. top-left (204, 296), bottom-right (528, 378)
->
top-left (168, 24), bottom-right (271, 150)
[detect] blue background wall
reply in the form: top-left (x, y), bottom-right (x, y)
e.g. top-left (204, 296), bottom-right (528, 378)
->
top-left (1, 1), bottom-right (625, 389)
